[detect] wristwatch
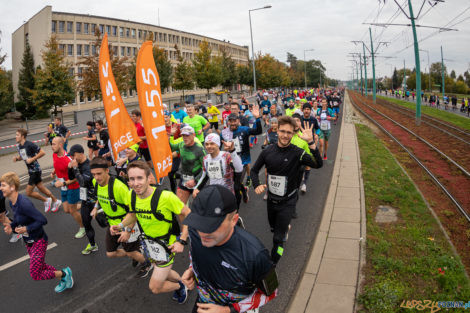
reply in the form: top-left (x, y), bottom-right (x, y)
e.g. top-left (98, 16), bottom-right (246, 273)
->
top-left (124, 226), bottom-right (133, 233)
top-left (177, 238), bottom-right (188, 246)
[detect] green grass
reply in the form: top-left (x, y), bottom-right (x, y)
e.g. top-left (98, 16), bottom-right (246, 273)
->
top-left (356, 124), bottom-right (470, 313)
top-left (377, 95), bottom-right (470, 131)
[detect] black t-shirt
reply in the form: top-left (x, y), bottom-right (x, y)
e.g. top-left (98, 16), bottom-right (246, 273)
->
top-left (98, 130), bottom-right (110, 147)
top-left (189, 226), bottom-right (273, 305)
top-left (17, 141), bottom-right (41, 173)
top-left (301, 116), bottom-right (319, 131)
top-left (87, 129), bottom-right (98, 148)
top-left (68, 159), bottom-right (95, 203)
top-left (0, 190), bottom-right (5, 214)
top-left (54, 124), bottom-right (69, 138)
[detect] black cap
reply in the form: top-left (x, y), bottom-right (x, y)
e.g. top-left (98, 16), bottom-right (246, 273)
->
top-left (69, 144), bottom-right (84, 155)
top-left (183, 185), bottom-right (237, 233)
top-left (228, 113), bottom-right (239, 120)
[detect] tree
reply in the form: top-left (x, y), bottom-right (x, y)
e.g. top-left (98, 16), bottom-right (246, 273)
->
top-left (0, 69), bottom-right (14, 116)
top-left (236, 64), bottom-right (253, 87)
top-left (173, 44), bottom-right (194, 101)
top-left (78, 29), bottom-right (131, 99)
top-left (32, 36), bottom-right (75, 117)
top-left (450, 70), bottom-right (456, 79)
top-left (217, 46), bottom-right (237, 90)
top-left (286, 52), bottom-right (298, 69)
top-left (464, 71), bottom-right (470, 88)
top-left (454, 81), bottom-right (468, 95)
top-left (193, 40), bottom-right (222, 98)
top-left (457, 74), bottom-right (464, 82)
top-left (152, 46), bottom-right (172, 93)
top-left (255, 53), bottom-right (290, 89)
top-left (430, 62), bottom-right (446, 86)
top-left (17, 39), bottom-right (36, 117)
top-left (0, 30), bottom-right (6, 66)
top-left (392, 68), bottom-right (399, 90)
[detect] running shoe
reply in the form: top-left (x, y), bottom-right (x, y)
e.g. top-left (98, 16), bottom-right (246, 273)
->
top-left (245, 177), bottom-right (252, 187)
top-left (242, 186), bottom-right (249, 203)
top-left (9, 233), bottom-right (22, 243)
top-left (44, 198), bottom-right (52, 213)
top-left (249, 143), bottom-right (253, 148)
top-left (74, 227), bottom-right (86, 239)
top-left (51, 200), bottom-right (62, 213)
top-left (323, 154), bottom-right (327, 161)
top-left (283, 225), bottom-right (291, 242)
top-left (81, 243), bottom-right (98, 255)
top-left (55, 267), bottom-right (74, 293)
top-left (300, 183), bottom-right (307, 193)
top-left (137, 262), bottom-right (152, 278)
top-left (254, 137), bottom-right (258, 145)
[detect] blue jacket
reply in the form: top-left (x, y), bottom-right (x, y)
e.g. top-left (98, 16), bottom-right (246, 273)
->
top-left (10, 194), bottom-right (48, 242)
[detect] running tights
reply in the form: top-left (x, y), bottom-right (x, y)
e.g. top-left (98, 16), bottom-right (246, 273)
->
top-left (26, 238), bottom-right (56, 281)
top-left (81, 202), bottom-right (96, 246)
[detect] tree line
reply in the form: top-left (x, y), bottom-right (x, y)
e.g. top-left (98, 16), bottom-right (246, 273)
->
top-left (1, 29), bottom-right (336, 120)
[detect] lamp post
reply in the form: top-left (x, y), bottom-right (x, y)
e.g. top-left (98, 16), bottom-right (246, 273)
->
top-left (419, 49), bottom-right (431, 94)
top-left (304, 48), bottom-right (314, 89)
top-left (249, 5), bottom-right (272, 93)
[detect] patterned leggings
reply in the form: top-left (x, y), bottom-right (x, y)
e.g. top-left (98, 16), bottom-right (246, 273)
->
top-left (26, 238), bottom-right (56, 281)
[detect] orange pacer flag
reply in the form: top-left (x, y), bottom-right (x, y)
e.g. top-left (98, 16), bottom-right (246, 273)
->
top-left (98, 33), bottom-right (140, 159)
top-left (135, 41), bottom-right (172, 180)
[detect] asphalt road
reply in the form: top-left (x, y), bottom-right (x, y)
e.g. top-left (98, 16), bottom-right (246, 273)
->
top-left (0, 117), bottom-right (342, 313)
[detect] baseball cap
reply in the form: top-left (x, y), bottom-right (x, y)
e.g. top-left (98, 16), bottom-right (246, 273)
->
top-left (181, 125), bottom-right (195, 135)
top-left (69, 144), bottom-right (84, 155)
top-left (228, 113), bottom-right (239, 120)
top-left (183, 185), bottom-right (237, 233)
top-left (207, 100), bottom-right (212, 104)
top-left (295, 97), bottom-right (301, 101)
top-left (205, 133), bottom-right (220, 146)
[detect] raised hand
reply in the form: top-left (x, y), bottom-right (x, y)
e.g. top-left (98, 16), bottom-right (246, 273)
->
top-left (252, 104), bottom-right (261, 119)
top-left (299, 121), bottom-right (314, 143)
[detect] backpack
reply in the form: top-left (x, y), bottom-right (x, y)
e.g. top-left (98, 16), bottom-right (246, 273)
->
top-left (93, 176), bottom-right (129, 220)
top-left (129, 188), bottom-right (181, 244)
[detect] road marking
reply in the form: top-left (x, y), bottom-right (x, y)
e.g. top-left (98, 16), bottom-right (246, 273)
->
top-left (0, 242), bottom-right (58, 272)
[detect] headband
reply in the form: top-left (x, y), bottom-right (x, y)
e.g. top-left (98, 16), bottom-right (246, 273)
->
top-left (90, 164), bottom-right (108, 169)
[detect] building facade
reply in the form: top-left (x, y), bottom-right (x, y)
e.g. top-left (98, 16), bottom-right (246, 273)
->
top-left (12, 5), bottom-right (249, 107)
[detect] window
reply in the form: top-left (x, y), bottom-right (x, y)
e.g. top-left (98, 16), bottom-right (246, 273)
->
top-left (133, 47), bottom-right (137, 56)
top-left (59, 21), bottom-right (65, 33)
top-left (84, 45), bottom-right (89, 56)
top-left (79, 91), bottom-right (84, 103)
top-left (106, 25), bottom-right (111, 35)
top-left (126, 28), bottom-right (130, 37)
top-left (120, 27), bottom-right (124, 37)
top-left (159, 33), bottom-right (162, 41)
top-left (164, 33), bottom-right (167, 42)
top-left (112, 26), bottom-right (117, 36)
top-left (77, 44), bottom-right (82, 56)
top-left (91, 24), bottom-right (96, 34)
top-left (68, 67), bottom-right (74, 77)
top-left (127, 47), bottom-right (131, 56)
top-left (67, 44), bottom-right (73, 56)
top-left (51, 21), bottom-right (56, 33)
top-left (59, 44), bottom-right (65, 55)
top-left (121, 46), bottom-right (125, 56)
top-left (76, 22), bottom-right (81, 33)
top-left (84, 23), bottom-right (89, 34)
top-left (138, 30), bottom-right (142, 39)
top-left (87, 95), bottom-right (92, 102)
top-left (132, 29), bottom-right (136, 38)
top-left (99, 24), bottom-right (104, 34)
top-left (92, 45), bottom-right (96, 55)
top-left (129, 89), bottom-right (133, 96)
top-left (123, 90), bottom-right (127, 98)
top-left (113, 46), bottom-right (117, 56)
top-left (143, 31), bottom-right (147, 39)
top-left (67, 21), bottom-right (73, 33)
top-left (77, 67), bottom-right (83, 80)
top-left (154, 32), bottom-right (157, 41)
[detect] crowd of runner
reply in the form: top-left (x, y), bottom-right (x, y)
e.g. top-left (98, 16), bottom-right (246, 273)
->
top-left (1, 87), bottom-right (344, 312)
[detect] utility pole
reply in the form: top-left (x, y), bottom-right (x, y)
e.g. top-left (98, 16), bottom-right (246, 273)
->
top-left (363, 44), bottom-right (368, 96)
top-left (360, 54), bottom-right (363, 95)
top-left (441, 45), bottom-right (445, 102)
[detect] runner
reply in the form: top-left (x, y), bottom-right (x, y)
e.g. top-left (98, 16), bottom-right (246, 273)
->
top-left (171, 103), bottom-right (188, 124)
top-left (221, 102), bottom-right (231, 129)
top-left (207, 100), bottom-right (221, 135)
top-left (169, 125), bottom-right (206, 204)
top-left (251, 116), bottom-right (323, 264)
top-left (165, 111), bottom-right (181, 193)
top-left (67, 144), bottom-right (99, 255)
top-left (83, 121), bottom-right (99, 159)
top-left (95, 120), bottom-right (110, 160)
top-left (110, 161), bottom-right (191, 303)
top-left (54, 117), bottom-right (71, 151)
top-left (193, 133), bottom-right (243, 206)
top-left (221, 106), bottom-right (262, 193)
top-left (89, 157), bottom-right (149, 276)
top-left (183, 104), bottom-right (210, 143)
top-left (44, 123), bottom-right (57, 146)
top-left (13, 128), bottom-right (61, 213)
top-left (131, 110), bottom-right (152, 169)
top-left (285, 100), bottom-right (297, 116)
top-left (182, 185), bottom-right (278, 313)
top-left (260, 95), bottom-right (272, 123)
top-left (330, 92), bottom-right (342, 124)
top-left (1, 172), bottom-right (74, 293)
top-left (51, 136), bottom-right (85, 239)
top-left (316, 98), bottom-right (336, 160)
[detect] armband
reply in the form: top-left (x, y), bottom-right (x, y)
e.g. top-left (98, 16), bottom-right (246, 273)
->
top-left (257, 267), bottom-right (279, 296)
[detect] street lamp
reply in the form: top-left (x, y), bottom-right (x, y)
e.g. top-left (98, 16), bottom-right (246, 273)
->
top-left (304, 49), bottom-right (314, 89)
top-left (419, 49), bottom-right (431, 94)
top-left (249, 5), bottom-right (272, 93)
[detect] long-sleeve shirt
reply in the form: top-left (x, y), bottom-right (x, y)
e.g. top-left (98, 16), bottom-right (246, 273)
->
top-left (10, 194), bottom-right (48, 242)
top-left (251, 143), bottom-right (323, 201)
top-left (69, 159), bottom-right (95, 204)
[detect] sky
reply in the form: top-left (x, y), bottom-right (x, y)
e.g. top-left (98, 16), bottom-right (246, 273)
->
top-left (0, 0), bottom-right (469, 81)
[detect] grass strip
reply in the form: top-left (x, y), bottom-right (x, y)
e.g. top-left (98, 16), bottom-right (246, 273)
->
top-left (356, 123), bottom-right (470, 313)
top-left (377, 95), bottom-right (470, 131)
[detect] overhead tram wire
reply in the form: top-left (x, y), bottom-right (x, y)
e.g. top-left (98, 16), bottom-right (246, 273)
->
top-left (371, 0), bottom-right (408, 48)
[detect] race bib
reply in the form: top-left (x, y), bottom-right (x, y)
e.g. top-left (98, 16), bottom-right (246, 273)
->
top-left (233, 138), bottom-right (241, 153)
top-left (207, 161), bottom-right (223, 180)
top-left (19, 149), bottom-right (27, 161)
top-left (79, 187), bottom-right (87, 201)
top-left (128, 224), bottom-right (141, 243)
top-left (59, 178), bottom-right (67, 191)
top-left (320, 120), bottom-right (329, 131)
top-left (268, 175), bottom-right (287, 197)
top-left (181, 174), bottom-right (195, 188)
top-left (99, 140), bottom-right (104, 146)
top-left (143, 238), bottom-right (169, 263)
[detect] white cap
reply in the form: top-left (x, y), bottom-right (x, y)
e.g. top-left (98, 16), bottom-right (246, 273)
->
top-left (205, 133), bottom-right (220, 146)
top-left (295, 97), bottom-right (301, 101)
top-left (207, 100), bottom-right (212, 104)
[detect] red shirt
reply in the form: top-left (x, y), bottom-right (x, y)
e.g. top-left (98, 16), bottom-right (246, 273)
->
top-left (53, 152), bottom-right (79, 189)
top-left (135, 122), bottom-right (148, 149)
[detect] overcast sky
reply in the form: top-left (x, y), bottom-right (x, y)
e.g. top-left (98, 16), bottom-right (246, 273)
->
top-left (1, 0), bottom-right (469, 81)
